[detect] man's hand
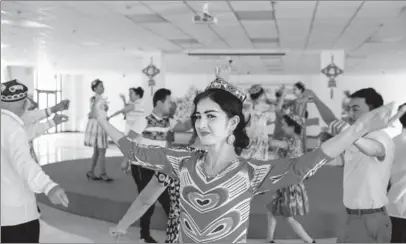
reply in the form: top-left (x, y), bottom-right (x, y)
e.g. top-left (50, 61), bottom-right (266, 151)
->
top-left (51, 100), bottom-right (70, 113)
top-left (53, 114), bottom-right (69, 125)
top-left (355, 102), bottom-right (395, 135)
top-left (47, 185), bottom-right (69, 207)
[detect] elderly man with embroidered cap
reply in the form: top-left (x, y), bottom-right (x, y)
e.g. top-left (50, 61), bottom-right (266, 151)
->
top-left (1, 79), bottom-right (69, 243)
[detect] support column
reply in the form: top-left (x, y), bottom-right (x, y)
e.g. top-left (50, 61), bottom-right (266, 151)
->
top-left (141, 52), bottom-right (165, 115)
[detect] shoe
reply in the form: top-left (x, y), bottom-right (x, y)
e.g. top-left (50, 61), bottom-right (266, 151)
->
top-left (109, 226), bottom-right (127, 238)
top-left (312, 240), bottom-right (316, 243)
top-left (268, 241), bottom-right (275, 243)
top-left (140, 235), bottom-right (158, 243)
top-left (86, 172), bottom-right (101, 181)
top-left (100, 173), bottom-right (113, 182)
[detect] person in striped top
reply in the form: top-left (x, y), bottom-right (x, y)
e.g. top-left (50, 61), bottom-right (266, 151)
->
top-left (116, 88), bottom-right (191, 243)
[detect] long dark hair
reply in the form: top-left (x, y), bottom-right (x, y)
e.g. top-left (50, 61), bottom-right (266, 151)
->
top-left (192, 89), bottom-right (250, 155)
top-left (130, 87), bottom-right (144, 98)
top-left (294, 82), bottom-right (305, 93)
top-left (282, 115), bottom-right (302, 135)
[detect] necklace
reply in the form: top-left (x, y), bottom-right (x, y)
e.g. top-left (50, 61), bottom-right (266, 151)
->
top-left (200, 152), bottom-right (239, 180)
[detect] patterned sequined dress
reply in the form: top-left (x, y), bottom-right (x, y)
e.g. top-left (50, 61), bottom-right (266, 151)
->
top-left (155, 172), bottom-right (181, 243)
top-left (241, 101), bottom-right (274, 160)
top-left (285, 97), bottom-right (309, 152)
top-left (269, 135), bottom-right (309, 217)
top-left (84, 95), bottom-right (108, 148)
top-left (117, 137), bottom-right (332, 243)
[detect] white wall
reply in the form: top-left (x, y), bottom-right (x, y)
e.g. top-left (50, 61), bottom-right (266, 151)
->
top-left (2, 66), bottom-right (36, 96)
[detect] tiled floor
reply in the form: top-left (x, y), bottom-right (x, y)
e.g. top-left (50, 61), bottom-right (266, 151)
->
top-left (34, 133), bottom-right (337, 243)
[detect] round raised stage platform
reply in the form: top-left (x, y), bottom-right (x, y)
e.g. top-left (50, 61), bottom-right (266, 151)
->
top-left (38, 157), bottom-right (346, 240)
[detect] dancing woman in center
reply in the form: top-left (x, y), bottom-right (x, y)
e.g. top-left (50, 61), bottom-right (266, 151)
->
top-left (93, 68), bottom-right (395, 243)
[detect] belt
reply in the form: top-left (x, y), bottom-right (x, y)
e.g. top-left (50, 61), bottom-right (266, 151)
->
top-left (345, 207), bottom-right (385, 216)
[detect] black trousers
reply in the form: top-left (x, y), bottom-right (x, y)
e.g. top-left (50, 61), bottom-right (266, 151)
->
top-left (131, 165), bottom-right (170, 237)
top-left (1, 219), bottom-right (40, 243)
top-left (390, 216), bottom-right (406, 243)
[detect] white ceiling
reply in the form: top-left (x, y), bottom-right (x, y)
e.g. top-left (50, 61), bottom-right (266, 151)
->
top-left (1, 1), bottom-right (406, 74)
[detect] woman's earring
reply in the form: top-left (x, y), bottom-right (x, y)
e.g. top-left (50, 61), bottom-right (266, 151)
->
top-left (227, 134), bottom-right (235, 145)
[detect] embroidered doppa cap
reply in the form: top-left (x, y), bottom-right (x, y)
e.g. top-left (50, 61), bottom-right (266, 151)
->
top-left (205, 65), bottom-right (247, 103)
top-left (1, 79), bottom-right (28, 102)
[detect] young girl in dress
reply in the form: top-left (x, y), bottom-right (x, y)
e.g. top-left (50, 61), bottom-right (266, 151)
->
top-left (266, 114), bottom-right (315, 243)
top-left (93, 67), bottom-right (396, 243)
top-left (84, 79), bottom-right (113, 182)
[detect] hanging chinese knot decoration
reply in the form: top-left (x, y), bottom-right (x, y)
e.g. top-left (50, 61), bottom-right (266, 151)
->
top-left (142, 57), bottom-right (160, 96)
top-left (321, 55), bottom-right (344, 99)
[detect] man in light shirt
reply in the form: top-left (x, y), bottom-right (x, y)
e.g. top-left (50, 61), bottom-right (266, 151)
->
top-left (387, 103), bottom-right (406, 243)
top-left (1, 79), bottom-right (69, 243)
top-left (309, 88), bottom-right (397, 243)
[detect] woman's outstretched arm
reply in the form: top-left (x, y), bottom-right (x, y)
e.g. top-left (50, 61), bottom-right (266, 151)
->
top-left (108, 104), bottom-right (135, 120)
top-left (116, 177), bottom-right (167, 231)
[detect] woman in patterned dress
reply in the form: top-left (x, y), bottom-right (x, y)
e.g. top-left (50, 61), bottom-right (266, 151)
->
top-left (109, 171), bottom-right (181, 243)
top-left (266, 114), bottom-right (315, 243)
top-left (279, 82), bottom-right (312, 152)
top-left (93, 67), bottom-right (395, 243)
top-left (241, 84), bottom-right (277, 160)
top-left (84, 79), bottom-right (113, 182)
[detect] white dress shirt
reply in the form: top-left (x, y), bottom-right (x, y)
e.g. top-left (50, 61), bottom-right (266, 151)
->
top-left (387, 133), bottom-right (406, 218)
top-left (22, 108), bottom-right (55, 140)
top-left (1, 109), bottom-right (57, 226)
top-left (343, 131), bottom-right (395, 209)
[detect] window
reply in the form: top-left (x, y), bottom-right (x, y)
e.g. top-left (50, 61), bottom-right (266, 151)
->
top-left (34, 72), bottom-right (63, 133)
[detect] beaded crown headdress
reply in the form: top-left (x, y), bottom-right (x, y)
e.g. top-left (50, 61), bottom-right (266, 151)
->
top-left (205, 65), bottom-right (247, 103)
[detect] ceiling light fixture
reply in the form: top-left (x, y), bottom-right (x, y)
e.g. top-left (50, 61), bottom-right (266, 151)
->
top-left (1, 19), bottom-right (52, 29)
top-left (187, 49), bottom-right (288, 57)
top-left (81, 41), bottom-right (99, 46)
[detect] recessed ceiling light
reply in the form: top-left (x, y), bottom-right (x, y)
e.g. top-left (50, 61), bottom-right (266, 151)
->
top-left (1, 20), bottom-right (13, 25)
top-left (1, 10), bottom-right (6, 14)
top-left (81, 41), bottom-right (99, 46)
top-left (20, 20), bottom-right (52, 29)
top-left (1, 43), bottom-right (9, 48)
